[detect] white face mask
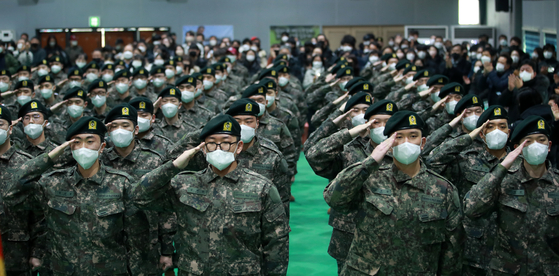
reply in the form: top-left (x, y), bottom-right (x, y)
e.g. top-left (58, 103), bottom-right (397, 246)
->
top-left (0, 128), bottom-right (7, 145)
top-left (176, 66), bottom-right (183, 75)
top-left (240, 125), bottom-right (256, 143)
top-left (393, 141), bottom-right (422, 165)
top-left (138, 46), bottom-right (146, 53)
top-left (86, 73), bottom-right (98, 82)
top-left (203, 80), bottom-right (214, 90)
top-left (0, 82), bottom-right (9, 92)
top-left (266, 95), bottom-right (275, 108)
top-left (429, 50), bottom-right (437, 57)
top-left (206, 144), bottom-right (238, 171)
top-left (522, 141), bottom-right (549, 166)
top-left (476, 53), bottom-right (483, 60)
top-left (116, 83), bottom-right (129, 94)
top-left (370, 126), bottom-right (387, 144)
top-left (92, 95), bottom-right (106, 108)
top-left (71, 41), bottom-right (78, 47)
top-left (417, 83), bottom-right (428, 92)
top-left (110, 128), bottom-right (134, 148)
top-left (154, 59), bottom-right (165, 66)
top-left (417, 51), bottom-right (426, 59)
top-left (495, 63), bottom-right (505, 72)
top-left (76, 61), bottom-right (86, 68)
top-left (473, 66), bottom-right (481, 73)
top-left (351, 113), bottom-right (366, 127)
top-left (405, 76), bottom-right (414, 84)
top-left (481, 56), bottom-right (491, 64)
top-left (511, 56), bottom-right (519, 63)
top-left (69, 80), bottom-right (81, 88)
top-left (544, 51), bottom-right (553, 59)
top-left (278, 76), bottom-right (289, 87)
top-left (369, 56), bottom-right (379, 63)
top-left (195, 87), bottom-right (203, 97)
top-left (215, 75), bottom-right (222, 84)
top-left (257, 103), bottom-right (266, 116)
top-left (246, 55), bottom-right (255, 62)
top-left (500, 39), bottom-right (507, 46)
top-left (531, 52), bottom-right (539, 59)
top-left (153, 78), bottom-right (166, 88)
top-left (17, 95), bottom-right (32, 106)
top-left (72, 145), bottom-right (102, 170)
top-left (463, 115), bottom-right (479, 131)
top-left (446, 100), bottom-right (458, 115)
top-left (18, 76), bottom-right (29, 82)
top-left (312, 61), bottom-right (323, 69)
top-left (24, 122), bottom-right (44, 139)
top-left (396, 53), bottom-right (404, 59)
top-left (226, 55), bottom-right (237, 63)
top-left (339, 81), bottom-right (348, 91)
top-left (484, 129), bottom-right (508, 150)
top-left (434, 42), bottom-right (443, 49)
top-left (406, 53), bottom-right (415, 60)
top-left (209, 40), bottom-right (217, 46)
top-left (137, 117), bottom-right (151, 133)
top-left (165, 69), bottom-right (175, 79)
top-left (102, 74), bottom-right (113, 82)
top-left (181, 90), bottom-right (195, 103)
top-left (431, 91), bottom-right (441, 102)
top-left (132, 60), bottom-right (142, 68)
top-left (388, 63), bottom-right (397, 71)
top-left (123, 51), bottom-right (133, 60)
top-left (67, 105), bottom-right (84, 118)
top-left (161, 103), bottom-right (179, 118)
top-left (519, 70), bottom-right (533, 82)
top-left (38, 68), bottom-right (49, 77)
top-left (40, 88), bottom-right (53, 99)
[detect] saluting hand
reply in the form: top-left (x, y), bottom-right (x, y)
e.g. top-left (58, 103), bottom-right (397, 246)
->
top-left (1, 90), bottom-right (17, 98)
top-left (332, 91), bottom-right (349, 105)
top-left (50, 100), bottom-right (68, 112)
top-left (449, 109), bottom-right (466, 128)
top-left (57, 79), bottom-right (68, 87)
top-left (325, 73), bottom-right (336, 83)
top-left (432, 95), bottom-right (448, 111)
top-left (48, 139), bottom-right (75, 160)
top-left (501, 140), bottom-right (527, 169)
top-left (173, 142), bottom-right (205, 169)
top-left (349, 119), bottom-right (375, 138)
top-left (11, 117), bottom-right (22, 126)
top-left (371, 132), bottom-right (397, 163)
top-left (406, 80), bottom-right (418, 92)
top-left (333, 109), bottom-right (352, 127)
top-left (468, 120), bottom-right (488, 140)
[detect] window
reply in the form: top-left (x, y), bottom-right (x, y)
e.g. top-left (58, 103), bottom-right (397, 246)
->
top-left (524, 30), bottom-right (540, 54)
top-left (459, 0), bottom-right (480, 25)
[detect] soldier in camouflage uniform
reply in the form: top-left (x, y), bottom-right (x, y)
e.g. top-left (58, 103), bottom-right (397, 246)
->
top-left (0, 106), bottom-right (50, 276)
top-left (368, 53), bottom-right (399, 84)
top-left (129, 67), bottom-right (157, 102)
top-left (132, 114), bottom-right (289, 275)
top-left (153, 86), bottom-right (198, 141)
top-left (226, 98), bottom-right (292, 218)
top-left (15, 100), bottom-right (60, 157)
top-left (99, 63), bottom-right (115, 84)
top-left (305, 61), bottom-right (350, 115)
top-left (48, 87), bottom-right (90, 145)
top-left (198, 66), bottom-right (228, 113)
top-left (129, 97), bottom-right (174, 158)
top-left (216, 61), bottom-right (241, 97)
top-left (86, 79), bottom-right (111, 120)
top-left (305, 99), bottom-right (397, 274)
top-left (148, 66), bottom-right (168, 98)
top-left (175, 75), bottom-right (215, 129)
top-left (31, 59), bottom-right (51, 86)
top-left (57, 68), bottom-right (84, 100)
top-left (0, 70), bottom-right (15, 106)
top-left (101, 103), bottom-right (175, 275)
top-left (35, 74), bottom-right (60, 109)
top-left (393, 69), bottom-right (437, 112)
top-left (369, 59), bottom-right (408, 100)
top-left (420, 82), bottom-right (465, 135)
top-left (4, 116), bottom-right (134, 275)
top-left (47, 56), bottom-right (67, 90)
top-left (384, 65), bottom-right (419, 103)
top-left (276, 65), bottom-right (307, 128)
top-left (81, 61), bottom-right (100, 88)
top-left (427, 106), bottom-right (510, 275)
top-left (163, 60), bottom-right (179, 87)
top-left (227, 47), bottom-right (251, 85)
top-left (5, 79), bottom-right (35, 121)
top-left (324, 110), bottom-right (463, 275)
top-left (107, 69), bottom-right (133, 109)
top-left (465, 115), bottom-right (559, 275)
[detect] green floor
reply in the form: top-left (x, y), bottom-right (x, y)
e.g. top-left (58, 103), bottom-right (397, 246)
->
top-left (287, 153), bottom-right (338, 275)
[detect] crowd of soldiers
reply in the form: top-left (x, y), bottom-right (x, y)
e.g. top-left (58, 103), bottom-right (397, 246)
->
top-left (0, 29), bottom-right (558, 275)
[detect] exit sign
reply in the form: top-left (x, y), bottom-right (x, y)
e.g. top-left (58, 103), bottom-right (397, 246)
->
top-left (89, 16), bottom-right (100, 27)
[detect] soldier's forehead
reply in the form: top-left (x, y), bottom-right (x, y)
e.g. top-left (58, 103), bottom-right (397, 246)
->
top-left (72, 133), bottom-right (101, 140)
top-left (205, 134), bottom-right (237, 141)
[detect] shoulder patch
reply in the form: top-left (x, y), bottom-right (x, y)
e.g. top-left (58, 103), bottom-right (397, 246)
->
top-left (139, 145), bottom-right (165, 160)
top-left (243, 168), bottom-right (272, 183)
top-left (42, 167), bottom-right (73, 178)
top-left (104, 166), bottom-right (135, 181)
top-left (14, 149), bottom-right (34, 159)
top-left (258, 137), bottom-right (283, 155)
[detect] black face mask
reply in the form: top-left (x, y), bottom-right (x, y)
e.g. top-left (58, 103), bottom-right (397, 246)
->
top-left (451, 53), bottom-right (461, 61)
top-left (189, 51), bottom-right (197, 57)
top-left (274, 49), bottom-right (280, 56)
top-left (31, 43), bottom-right (39, 50)
top-left (92, 58), bottom-right (102, 64)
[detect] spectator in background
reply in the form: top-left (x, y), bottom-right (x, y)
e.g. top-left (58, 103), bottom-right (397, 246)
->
top-left (29, 37), bottom-right (46, 66)
top-left (424, 45), bottom-right (444, 74)
top-left (44, 35), bottom-right (69, 67)
top-left (13, 38), bottom-right (33, 66)
top-left (540, 44), bottom-right (558, 82)
top-left (66, 35), bottom-right (84, 65)
top-left (440, 44), bottom-right (471, 85)
top-left (484, 53), bottom-right (514, 106)
top-left (20, 33), bottom-right (29, 42)
top-left (0, 44), bottom-right (20, 74)
top-left (240, 48), bottom-right (261, 76)
top-left (303, 54), bottom-right (324, 90)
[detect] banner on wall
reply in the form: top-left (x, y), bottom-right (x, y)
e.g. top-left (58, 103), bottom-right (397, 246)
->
top-left (269, 25), bottom-right (321, 45)
top-left (182, 25), bottom-right (234, 44)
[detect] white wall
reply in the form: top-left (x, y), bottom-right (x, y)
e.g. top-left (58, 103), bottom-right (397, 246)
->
top-left (522, 0), bottom-right (557, 32)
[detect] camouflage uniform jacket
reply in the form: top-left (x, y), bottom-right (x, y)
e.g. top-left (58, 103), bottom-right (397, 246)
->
top-left (281, 84), bottom-right (306, 127)
top-left (305, 83), bottom-right (334, 112)
top-left (196, 93), bottom-right (222, 114)
top-left (386, 86), bottom-right (414, 102)
top-left (257, 112), bottom-right (297, 176)
top-left (372, 77), bottom-right (396, 100)
top-left (4, 154), bottom-right (134, 274)
top-left (138, 130), bottom-right (174, 159)
top-left (269, 106), bottom-right (301, 154)
top-left (179, 103), bottom-right (215, 129)
top-left (232, 62), bottom-right (250, 86)
top-left (101, 142), bottom-right (175, 275)
top-left (107, 92), bottom-right (133, 110)
top-left (465, 159), bottom-right (559, 275)
top-left (129, 85), bottom-right (158, 103)
top-left (153, 114), bottom-right (198, 142)
top-left (309, 101), bottom-right (344, 129)
top-left (133, 161), bottom-right (290, 275)
top-left (324, 157), bottom-right (463, 275)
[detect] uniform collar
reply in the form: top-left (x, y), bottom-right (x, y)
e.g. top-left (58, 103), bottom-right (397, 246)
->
top-left (160, 115), bottom-right (182, 128)
top-left (391, 161), bottom-right (429, 190)
top-left (0, 143), bottom-right (17, 160)
top-left (244, 136), bottom-right (261, 156)
top-left (514, 159), bottom-right (556, 185)
top-left (107, 141), bottom-right (141, 163)
top-left (202, 164), bottom-right (242, 183)
top-left (71, 162), bottom-right (106, 186)
top-left (22, 137), bottom-right (51, 151)
top-left (258, 112), bottom-right (270, 125)
top-left (141, 131), bottom-right (155, 141)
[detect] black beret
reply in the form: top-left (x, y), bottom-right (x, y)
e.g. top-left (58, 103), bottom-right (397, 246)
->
top-left (18, 100), bottom-right (50, 119)
top-left (38, 74), bottom-right (55, 84)
top-left (38, 59), bottom-right (49, 66)
top-left (395, 60), bottom-right (411, 71)
top-left (116, 60), bottom-right (126, 67)
top-left (273, 60), bottom-right (287, 67)
top-left (129, 97), bottom-right (154, 114)
top-left (384, 110), bottom-right (426, 137)
top-left (439, 82), bottom-right (465, 98)
top-left (258, 68), bottom-right (277, 80)
top-left (0, 69), bottom-right (9, 76)
top-left (0, 105), bottom-right (12, 123)
top-left (14, 80), bottom-right (34, 90)
top-left (16, 65), bottom-right (31, 73)
top-left (164, 60), bottom-right (176, 67)
top-left (330, 62), bottom-right (349, 74)
top-left (84, 62), bottom-right (99, 71)
top-left (132, 67), bottom-right (149, 77)
top-left (49, 55), bottom-right (62, 63)
top-left (226, 98), bottom-right (260, 117)
top-left (63, 87), bottom-right (88, 101)
top-left (259, 78), bottom-right (277, 91)
top-left (276, 65), bottom-right (290, 74)
top-left (67, 68), bottom-right (83, 78)
top-left (88, 79), bottom-right (108, 92)
top-left (426, 75), bottom-right (449, 86)
top-left (348, 81), bottom-right (373, 96)
top-left (150, 66), bottom-right (165, 75)
top-left (199, 114), bottom-right (241, 140)
top-left (113, 68), bottom-right (130, 80)
top-left (403, 65), bottom-right (420, 75)
top-left (65, 116), bottom-right (107, 141)
top-left (242, 83), bottom-right (266, 98)
top-left (510, 115), bottom-right (551, 144)
top-left (274, 54), bottom-right (289, 62)
top-left (211, 63), bottom-right (225, 72)
top-left (344, 92), bottom-right (373, 112)
top-left (218, 56), bottom-right (232, 63)
top-left (333, 56), bottom-right (347, 64)
top-left (477, 105), bottom-right (508, 128)
top-left (201, 67), bottom-right (215, 77)
top-left (454, 94), bottom-right (483, 115)
top-left (175, 75), bottom-right (196, 86)
top-left (381, 53), bottom-right (398, 61)
top-left (413, 69), bottom-right (433, 81)
top-left (173, 56), bottom-right (183, 63)
top-left (105, 103), bottom-right (138, 126)
top-left (101, 63), bottom-right (115, 72)
top-left (344, 77), bottom-right (365, 90)
top-left (158, 86), bottom-right (181, 100)
top-left (191, 72), bottom-right (203, 81)
top-left (365, 99), bottom-right (398, 120)
top-left (336, 67), bottom-right (354, 78)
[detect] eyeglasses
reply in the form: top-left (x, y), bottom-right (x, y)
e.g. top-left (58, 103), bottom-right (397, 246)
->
top-left (23, 114), bottom-right (42, 122)
top-left (89, 91), bottom-right (107, 97)
top-left (205, 141), bottom-right (237, 152)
